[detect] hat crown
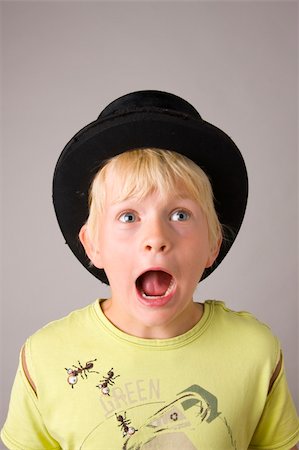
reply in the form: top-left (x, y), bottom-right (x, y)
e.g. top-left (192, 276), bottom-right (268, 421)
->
top-left (99, 90), bottom-right (202, 120)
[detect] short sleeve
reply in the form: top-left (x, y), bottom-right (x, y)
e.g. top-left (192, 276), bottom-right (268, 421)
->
top-left (249, 357), bottom-right (299, 450)
top-left (1, 347), bottom-right (60, 450)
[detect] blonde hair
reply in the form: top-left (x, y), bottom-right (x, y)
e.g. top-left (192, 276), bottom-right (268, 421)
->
top-left (87, 148), bottom-right (222, 250)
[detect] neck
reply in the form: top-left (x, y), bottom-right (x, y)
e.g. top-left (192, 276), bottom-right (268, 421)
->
top-left (101, 299), bottom-right (203, 339)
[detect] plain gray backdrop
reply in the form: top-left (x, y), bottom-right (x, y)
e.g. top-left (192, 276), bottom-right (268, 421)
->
top-left (1, 0), bottom-right (298, 441)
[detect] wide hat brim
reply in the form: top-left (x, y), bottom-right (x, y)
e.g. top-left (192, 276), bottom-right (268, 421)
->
top-left (53, 90), bottom-right (248, 284)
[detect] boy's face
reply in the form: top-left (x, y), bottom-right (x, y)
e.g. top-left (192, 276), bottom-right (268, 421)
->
top-left (81, 172), bottom-right (220, 339)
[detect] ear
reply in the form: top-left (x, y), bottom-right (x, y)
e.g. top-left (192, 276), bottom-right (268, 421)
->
top-left (79, 224), bottom-right (104, 268)
top-left (205, 236), bottom-right (222, 269)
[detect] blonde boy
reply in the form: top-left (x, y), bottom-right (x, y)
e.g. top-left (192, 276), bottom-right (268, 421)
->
top-left (1, 91), bottom-right (298, 449)
top-left (80, 148), bottom-right (222, 339)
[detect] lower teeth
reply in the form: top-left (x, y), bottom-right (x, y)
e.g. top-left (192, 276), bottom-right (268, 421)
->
top-left (142, 278), bottom-right (174, 299)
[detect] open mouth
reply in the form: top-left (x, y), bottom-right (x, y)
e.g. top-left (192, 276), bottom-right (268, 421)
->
top-left (135, 270), bottom-right (175, 300)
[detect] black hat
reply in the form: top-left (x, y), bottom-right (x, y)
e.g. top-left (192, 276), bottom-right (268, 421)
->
top-left (53, 90), bottom-right (248, 284)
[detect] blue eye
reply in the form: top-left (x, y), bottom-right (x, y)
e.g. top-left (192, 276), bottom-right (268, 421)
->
top-left (171, 210), bottom-right (190, 222)
top-left (119, 212), bottom-right (136, 223)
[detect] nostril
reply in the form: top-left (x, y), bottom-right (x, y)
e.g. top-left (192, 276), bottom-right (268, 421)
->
top-left (145, 244), bottom-right (167, 252)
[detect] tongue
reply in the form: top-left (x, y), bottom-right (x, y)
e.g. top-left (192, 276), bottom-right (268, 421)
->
top-left (138, 271), bottom-right (172, 296)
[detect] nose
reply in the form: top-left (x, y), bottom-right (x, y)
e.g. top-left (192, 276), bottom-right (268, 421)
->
top-left (142, 217), bottom-right (171, 254)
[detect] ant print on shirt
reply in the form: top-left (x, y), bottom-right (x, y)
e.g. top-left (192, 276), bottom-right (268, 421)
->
top-left (65, 359), bottom-right (99, 388)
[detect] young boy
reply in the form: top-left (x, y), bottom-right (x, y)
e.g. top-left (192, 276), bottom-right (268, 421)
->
top-left (1, 91), bottom-right (298, 449)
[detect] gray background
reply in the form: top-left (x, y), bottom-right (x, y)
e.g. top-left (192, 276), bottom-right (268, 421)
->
top-left (1, 0), bottom-right (298, 440)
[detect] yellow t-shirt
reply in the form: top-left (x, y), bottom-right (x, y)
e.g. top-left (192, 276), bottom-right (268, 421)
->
top-left (1, 300), bottom-right (299, 450)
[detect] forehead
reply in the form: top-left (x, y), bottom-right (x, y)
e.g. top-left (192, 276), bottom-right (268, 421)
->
top-left (103, 164), bottom-right (197, 205)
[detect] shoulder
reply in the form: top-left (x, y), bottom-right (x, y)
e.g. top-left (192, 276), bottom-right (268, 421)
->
top-left (206, 300), bottom-right (280, 363)
top-left (25, 301), bottom-right (98, 354)
top-left (207, 300), bottom-right (277, 337)
top-left (13, 302), bottom-right (104, 428)
top-left (22, 300), bottom-right (102, 390)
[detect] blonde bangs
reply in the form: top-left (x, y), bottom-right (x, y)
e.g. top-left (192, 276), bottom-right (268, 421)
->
top-left (88, 148), bottom-right (222, 249)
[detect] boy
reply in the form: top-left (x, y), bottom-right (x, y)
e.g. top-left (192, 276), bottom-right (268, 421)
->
top-left (1, 91), bottom-right (298, 449)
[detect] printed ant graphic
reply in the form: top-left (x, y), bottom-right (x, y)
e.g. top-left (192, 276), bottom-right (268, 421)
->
top-left (96, 368), bottom-right (120, 396)
top-left (116, 412), bottom-right (137, 437)
top-left (65, 359), bottom-right (99, 388)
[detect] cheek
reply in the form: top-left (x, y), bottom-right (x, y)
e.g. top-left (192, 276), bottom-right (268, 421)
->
top-left (89, 231), bottom-right (109, 269)
top-left (186, 236), bottom-right (213, 269)
top-left (96, 237), bottom-right (131, 274)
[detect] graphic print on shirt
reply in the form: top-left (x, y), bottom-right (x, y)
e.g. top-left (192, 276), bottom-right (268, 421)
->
top-left (115, 411), bottom-right (138, 437)
top-left (96, 368), bottom-right (120, 396)
top-left (65, 358), bottom-right (99, 388)
top-left (80, 383), bottom-right (237, 449)
top-left (122, 384), bottom-right (237, 450)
